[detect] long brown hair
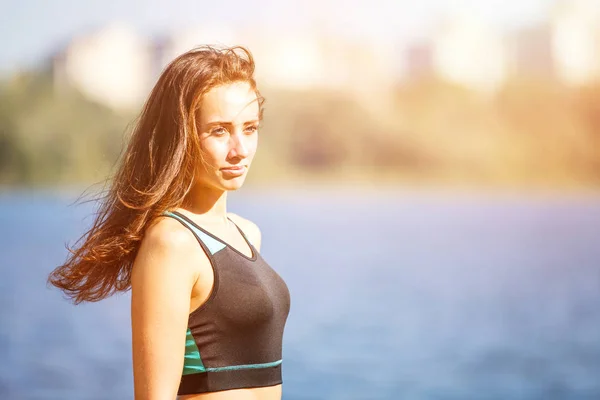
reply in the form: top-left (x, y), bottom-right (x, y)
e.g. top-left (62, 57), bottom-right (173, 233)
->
top-left (48, 45), bottom-right (265, 304)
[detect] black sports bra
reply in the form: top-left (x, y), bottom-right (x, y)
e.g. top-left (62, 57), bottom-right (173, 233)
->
top-left (161, 211), bottom-right (291, 395)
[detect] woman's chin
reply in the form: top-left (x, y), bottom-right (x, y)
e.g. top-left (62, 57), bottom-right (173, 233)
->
top-left (221, 176), bottom-right (247, 191)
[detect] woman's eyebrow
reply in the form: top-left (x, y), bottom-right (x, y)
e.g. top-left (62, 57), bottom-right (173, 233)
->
top-left (205, 119), bottom-right (260, 126)
top-left (205, 120), bottom-right (232, 126)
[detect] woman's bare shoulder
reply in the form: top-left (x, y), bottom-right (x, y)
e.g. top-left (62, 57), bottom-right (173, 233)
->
top-left (132, 216), bottom-right (204, 283)
top-left (144, 216), bottom-right (197, 247)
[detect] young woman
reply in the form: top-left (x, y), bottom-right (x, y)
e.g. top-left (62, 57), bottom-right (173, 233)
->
top-left (48, 46), bottom-right (291, 400)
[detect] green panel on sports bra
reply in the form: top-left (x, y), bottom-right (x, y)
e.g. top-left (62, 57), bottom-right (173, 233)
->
top-left (182, 328), bottom-right (206, 375)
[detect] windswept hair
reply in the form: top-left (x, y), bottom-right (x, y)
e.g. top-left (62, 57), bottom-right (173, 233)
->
top-left (48, 45), bottom-right (265, 304)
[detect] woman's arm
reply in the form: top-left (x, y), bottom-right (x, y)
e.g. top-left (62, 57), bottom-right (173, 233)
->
top-left (130, 219), bottom-right (199, 400)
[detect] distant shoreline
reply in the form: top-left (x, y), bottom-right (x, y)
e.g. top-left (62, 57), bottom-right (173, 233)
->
top-left (2, 176), bottom-right (600, 200)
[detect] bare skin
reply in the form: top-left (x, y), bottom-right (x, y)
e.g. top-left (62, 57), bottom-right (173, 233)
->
top-left (131, 82), bottom-right (281, 400)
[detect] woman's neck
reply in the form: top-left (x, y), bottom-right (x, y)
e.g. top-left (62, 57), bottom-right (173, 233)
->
top-left (180, 184), bottom-right (229, 224)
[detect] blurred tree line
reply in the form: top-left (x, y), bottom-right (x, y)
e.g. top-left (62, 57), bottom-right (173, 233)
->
top-left (1, 69), bottom-right (599, 188)
top-left (0, 70), bottom-right (132, 186)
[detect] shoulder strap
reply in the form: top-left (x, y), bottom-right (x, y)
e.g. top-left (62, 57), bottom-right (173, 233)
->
top-left (162, 211), bottom-right (226, 256)
top-left (227, 217), bottom-right (253, 246)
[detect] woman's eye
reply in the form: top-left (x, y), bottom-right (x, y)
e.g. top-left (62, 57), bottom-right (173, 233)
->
top-left (245, 125), bottom-right (259, 134)
top-left (211, 127), bottom-right (227, 136)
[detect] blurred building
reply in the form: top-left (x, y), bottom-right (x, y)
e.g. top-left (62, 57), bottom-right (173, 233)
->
top-left (53, 23), bottom-right (153, 111)
top-left (52, 21), bottom-right (398, 111)
top-left (405, 41), bottom-right (435, 81)
top-left (403, 1), bottom-right (600, 89)
top-left (507, 24), bottom-right (556, 79)
top-left (507, 0), bottom-right (600, 85)
top-left (153, 26), bottom-right (342, 90)
top-left (242, 29), bottom-right (398, 112)
top-left (404, 14), bottom-right (509, 93)
top-left (157, 25), bottom-right (240, 75)
top-left (550, 0), bottom-right (600, 85)
top-left (248, 31), bottom-right (328, 89)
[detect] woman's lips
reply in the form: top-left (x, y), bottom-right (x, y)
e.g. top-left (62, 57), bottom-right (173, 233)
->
top-left (220, 166), bottom-right (245, 175)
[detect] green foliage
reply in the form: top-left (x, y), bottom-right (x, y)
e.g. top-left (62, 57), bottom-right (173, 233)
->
top-left (0, 70), bottom-right (133, 186)
top-left (1, 70), bottom-right (599, 189)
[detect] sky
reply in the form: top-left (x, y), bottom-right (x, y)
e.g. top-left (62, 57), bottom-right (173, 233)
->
top-left (2, 0), bottom-right (553, 75)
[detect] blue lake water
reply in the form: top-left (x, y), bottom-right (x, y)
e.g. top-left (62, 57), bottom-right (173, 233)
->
top-left (1, 187), bottom-right (599, 399)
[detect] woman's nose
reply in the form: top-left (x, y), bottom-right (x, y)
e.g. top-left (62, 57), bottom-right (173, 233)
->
top-left (229, 133), bottom-right (249, 158)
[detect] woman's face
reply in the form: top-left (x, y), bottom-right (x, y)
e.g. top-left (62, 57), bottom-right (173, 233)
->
top-left (195, 81), bottom-right (260, 191)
